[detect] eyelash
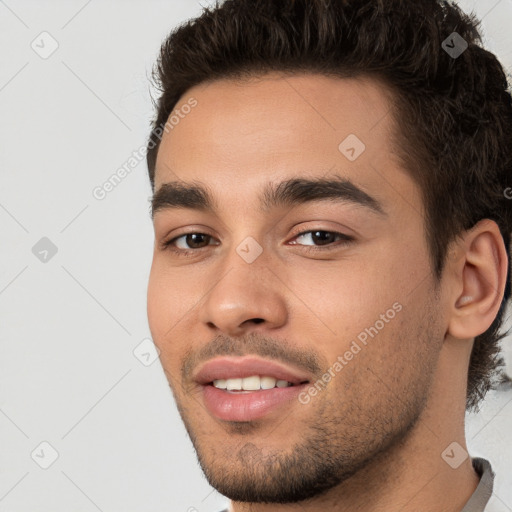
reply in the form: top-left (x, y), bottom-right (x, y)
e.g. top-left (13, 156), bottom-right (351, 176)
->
top-left (160, 230), bottom-right (355, 258)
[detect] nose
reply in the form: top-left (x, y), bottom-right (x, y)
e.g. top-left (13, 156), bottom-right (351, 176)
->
top-left (199, 249), bottom-right (288, 337)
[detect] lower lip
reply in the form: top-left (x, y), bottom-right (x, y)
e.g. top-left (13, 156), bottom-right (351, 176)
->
top-left (201, 384), bottom-right (308, 421)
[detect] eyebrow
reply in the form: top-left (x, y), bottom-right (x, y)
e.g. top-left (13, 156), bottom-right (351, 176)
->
top-left (150, 175), bottom-right (386, 218)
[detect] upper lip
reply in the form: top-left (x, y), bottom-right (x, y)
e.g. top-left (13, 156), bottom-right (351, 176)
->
top-left (193, 356), bottom-right (312, 385)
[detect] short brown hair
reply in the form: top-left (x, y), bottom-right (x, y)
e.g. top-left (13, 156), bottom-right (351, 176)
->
top-left (146, 0), bottom-right (512, 410)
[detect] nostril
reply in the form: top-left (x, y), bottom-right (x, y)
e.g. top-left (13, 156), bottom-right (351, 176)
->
top-left (252, 318), bottom-right (264, 324)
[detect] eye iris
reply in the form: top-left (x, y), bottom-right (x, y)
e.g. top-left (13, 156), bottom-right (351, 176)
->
top-left (187, 233), bottom-right (209, 248)
top-left (312, 231), bottom-right (335, 245)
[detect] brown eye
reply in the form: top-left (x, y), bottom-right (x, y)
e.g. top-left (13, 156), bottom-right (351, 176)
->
top-left (180, 233), bottom-right (211, 249)
top-left (164, 232), bottom-right (214, 250)
top-left (290, 230), bottom-right (353, 247)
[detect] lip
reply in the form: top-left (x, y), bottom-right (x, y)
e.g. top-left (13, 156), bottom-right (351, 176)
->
top-left (202, 384), bottom-right (309, 421)
top-left (193, 356), bottom-right (312, 385)
top-left (193, 356), bottom-right (312, 422)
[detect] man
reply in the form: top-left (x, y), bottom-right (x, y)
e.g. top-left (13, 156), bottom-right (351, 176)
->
top-left (145, 0), bottom-right (512, 510)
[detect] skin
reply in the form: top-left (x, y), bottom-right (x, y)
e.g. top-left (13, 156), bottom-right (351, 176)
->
top-left (147, 73), bottom-right (508, 511)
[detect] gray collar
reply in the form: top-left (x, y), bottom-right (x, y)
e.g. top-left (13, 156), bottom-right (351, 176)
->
top-left (460, 457), bottom-right (495, 512)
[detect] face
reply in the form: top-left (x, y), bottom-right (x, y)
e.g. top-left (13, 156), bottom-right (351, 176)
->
top-left (147, 73), bottom-right (447, 503)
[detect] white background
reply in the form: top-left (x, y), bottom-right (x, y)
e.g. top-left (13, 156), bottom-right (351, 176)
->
top-left (0, 1), bottom-right (511, 511)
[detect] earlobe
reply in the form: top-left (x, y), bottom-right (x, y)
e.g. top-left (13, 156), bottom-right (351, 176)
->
top-left (447, 219), bottom-right (509, 341)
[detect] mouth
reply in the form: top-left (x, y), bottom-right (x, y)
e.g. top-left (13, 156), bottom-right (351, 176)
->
top-left (194, 356), bottom-right (312, 421)
top-left (210, 375), bottom-right (308, 391)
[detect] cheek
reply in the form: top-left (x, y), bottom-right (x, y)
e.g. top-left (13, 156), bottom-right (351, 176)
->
top-left (147, 268), bottom-right (185, 386)
top-left (282, 253), bottom-right (403, 342)
top-left (147, 261), bottom-right (187, 348)
top-left (148, 256), bottom-right (200, 313)
top-left (282, 239), bottom-right (429, 359)
top-left (147, 259), bottom-right (211, 376)
top-left (147, 263), bottom-right (166, 339)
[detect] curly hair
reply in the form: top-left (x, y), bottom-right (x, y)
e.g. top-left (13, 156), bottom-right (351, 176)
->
top-left (146, 0), bottom-right (512, 411)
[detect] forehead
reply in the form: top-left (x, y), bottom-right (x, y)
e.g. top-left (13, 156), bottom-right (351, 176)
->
top-left (154, 72), bottom-right (419, 217)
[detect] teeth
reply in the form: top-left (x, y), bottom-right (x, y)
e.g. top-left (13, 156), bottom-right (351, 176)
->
top-left (212, 376), bottom-right (293, 391)
top-left (226, 378), bottom-right (242, 390)
top-left (242, 376), bottom-right (260, 390)
top-left (260, 376), bottom-right (277, 389)
top-left (213, 379), bottom-right (227, 389)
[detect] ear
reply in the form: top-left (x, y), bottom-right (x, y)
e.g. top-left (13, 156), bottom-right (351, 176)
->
top-left (447, 219), bottom-right (509, 340)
